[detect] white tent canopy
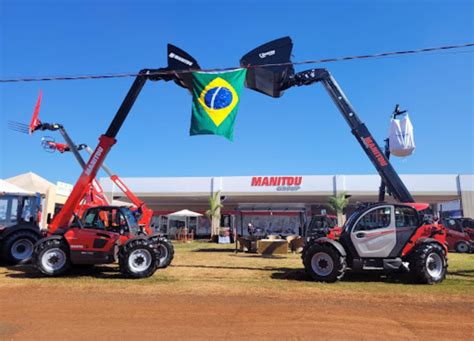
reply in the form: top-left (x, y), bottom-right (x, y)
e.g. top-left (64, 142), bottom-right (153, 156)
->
top-left (167, 209), bottom-right (203, 218)
top-left (0, 179), bottom-right (34, 195)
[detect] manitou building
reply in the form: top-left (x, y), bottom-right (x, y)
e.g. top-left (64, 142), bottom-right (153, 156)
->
top-left (99, 174), bottom-right (474, 238)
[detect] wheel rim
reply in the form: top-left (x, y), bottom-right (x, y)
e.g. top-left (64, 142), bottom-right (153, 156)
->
top-left (311, 252), bottom-right (334, 277)
top-left (426, 253), bottom-right (443, 279)
top-left (158, 244), bottom-right (168, 263)
top-left (128, 249), bottom-right (152, 273)
top-left (42, 248), bottom-right (67, 272)
top-left (457, 243), bottom-right (469, 253)
top-left (11, 239), bottom-right (34, 261)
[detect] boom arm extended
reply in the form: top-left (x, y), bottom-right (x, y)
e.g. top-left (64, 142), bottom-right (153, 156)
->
top-left (35, 124), bottom-right (110, 208)
top-left (48, 69), bottom-right (155, 232)
top-left (26, 44), bottom-right (200, 233)
top-left (84, 146), bottom-right (154, 232)
top-left (43, 138), bottom-right (155, 235)
top-left (282, 68), bottom-right (414, 203)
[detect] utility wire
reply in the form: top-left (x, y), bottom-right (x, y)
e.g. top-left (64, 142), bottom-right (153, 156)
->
top-left (1, 42), bottom-right (473, 83)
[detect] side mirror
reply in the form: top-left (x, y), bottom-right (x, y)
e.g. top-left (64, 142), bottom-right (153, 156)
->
top-left (240, 37), bottom-right (294, 98)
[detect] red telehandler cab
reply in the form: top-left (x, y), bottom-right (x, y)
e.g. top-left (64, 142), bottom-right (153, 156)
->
top-left (240, 37), bottom-right (447, 284)
top-left (11, 44), bottom-right (198, 278)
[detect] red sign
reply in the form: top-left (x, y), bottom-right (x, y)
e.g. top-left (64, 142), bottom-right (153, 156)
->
top-left (251, 176), bottom-right (303, 187)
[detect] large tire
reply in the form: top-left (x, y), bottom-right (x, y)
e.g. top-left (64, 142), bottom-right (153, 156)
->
top-left (119, 239), bottom-right (157, 278)
top-left (409, 243), bottom-right (447, 284)
top-left (156, 238), bottom-right (174, 269)
top-left (1, 230), bottom-right (40, 264)
top-left (303, 242), bottom-right (346, 283)
top-left (33, 239), bottom-right (71, 276)
top-left (455, 241), bottom-right (470, 253)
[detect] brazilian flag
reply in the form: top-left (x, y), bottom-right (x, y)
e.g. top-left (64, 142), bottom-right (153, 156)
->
top-left (190, 68), bottom-right (247, 141)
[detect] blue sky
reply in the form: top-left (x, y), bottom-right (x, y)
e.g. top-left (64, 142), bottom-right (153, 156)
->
top-left (1, 0), bottom-right (473, 184)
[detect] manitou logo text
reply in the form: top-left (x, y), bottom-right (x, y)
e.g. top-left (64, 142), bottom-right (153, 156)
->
top-left (259, 50), bottom-right (275, 59)
top-left (168, 52), bottom-right (193, 66)
top-left (85, 147), bottom-right (104, 176)
top-left (363, 137), bottom-right (388, 167)
top-left (251, 176), bottom-right (302, 192)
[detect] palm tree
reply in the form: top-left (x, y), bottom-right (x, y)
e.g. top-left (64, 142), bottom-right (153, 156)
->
top-left (206, 191), bottom-right (223, 238)
top-left (328, 192), bottom-right (350, 226)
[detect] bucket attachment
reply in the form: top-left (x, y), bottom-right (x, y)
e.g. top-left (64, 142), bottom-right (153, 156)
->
top-left (240, 37), bottom-right (294, 98)
top-left (166, 44), bottom-right (201, 91)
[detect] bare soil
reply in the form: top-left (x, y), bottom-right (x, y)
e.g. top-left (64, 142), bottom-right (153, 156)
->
top-left (0, 243), bottom-right (473, 340)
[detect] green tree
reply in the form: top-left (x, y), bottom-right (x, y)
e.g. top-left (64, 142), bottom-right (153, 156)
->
top-left (328, 192), bottom-right (350, 226)
top-left (206, 191), bottom-right (223, 237)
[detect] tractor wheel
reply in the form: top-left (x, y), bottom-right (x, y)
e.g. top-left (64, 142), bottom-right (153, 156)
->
top-left (34, 239), bottom-right (71, 276)
top-left (156, 239), bottom-right (174, 269)
top-left (409, 243), bottom-right (447, 284)
top-left (303, 243), bottom-right (346, 283)
top-left (1, 230), bottom-right (39, 265)
top-left (455, 241), bottom-right (470, 253)
top-left (119, 239), bottom-right (157, 278)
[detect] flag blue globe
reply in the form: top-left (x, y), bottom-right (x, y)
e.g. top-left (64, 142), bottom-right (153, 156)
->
top-left (204, 87), bottom-right (233, 110)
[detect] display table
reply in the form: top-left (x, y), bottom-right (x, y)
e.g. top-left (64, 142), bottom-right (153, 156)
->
top-left (257, 239), bottom-right (288, 256)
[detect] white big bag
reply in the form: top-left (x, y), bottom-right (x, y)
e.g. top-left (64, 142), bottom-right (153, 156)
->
top-left (389, 114), bottom-right (415, 157)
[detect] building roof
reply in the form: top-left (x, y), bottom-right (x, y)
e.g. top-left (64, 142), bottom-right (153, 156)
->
top-left (0, 179), bottom-right (34, 195)
top-left (5, 172), bottom-right (55, 195)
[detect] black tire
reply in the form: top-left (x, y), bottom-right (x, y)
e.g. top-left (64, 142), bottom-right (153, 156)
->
top-left (455, 241), bottom-right (470, 253)
top-left (33, 239), bottom-right (71, 276)
top-left (1, 230), bottom-right (40, 265)
top-left (409, 243), bottom-right (447, 284)
top-left (119, 239), bottom-right (157, 278)
top-left (302, 242), bottom-right (346, 283)
top-left (156, 238), bottom-right (174, 269)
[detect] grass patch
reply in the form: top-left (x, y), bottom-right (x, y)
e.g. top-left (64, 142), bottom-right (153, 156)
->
top-left (1, 240), bottom-right (473, 299)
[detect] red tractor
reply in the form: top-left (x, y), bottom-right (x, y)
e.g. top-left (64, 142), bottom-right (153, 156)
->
top-left (10, 44), bottom-right (198, 278)
top-left (443, 218), bottom-right (473, 253)
top-left (240, 37), bottom-right (448, 284)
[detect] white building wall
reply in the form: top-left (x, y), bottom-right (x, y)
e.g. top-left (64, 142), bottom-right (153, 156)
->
top-left (100, 174), bottom-right (469, 204)
top-left (459, 174), bottom-right (474, 218)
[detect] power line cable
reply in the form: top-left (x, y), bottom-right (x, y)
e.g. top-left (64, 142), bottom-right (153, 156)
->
top-left (0, 42), bottom-right (473, 83)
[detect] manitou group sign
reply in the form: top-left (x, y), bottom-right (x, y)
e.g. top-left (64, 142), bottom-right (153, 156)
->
top-left (251, 176), bottom-right (303, 192)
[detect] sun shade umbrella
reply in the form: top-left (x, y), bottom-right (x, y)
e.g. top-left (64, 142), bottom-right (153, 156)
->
top-left (167, 210), bottom-right (203, 238)
top-left (167, 209), bottom-right (203, 218)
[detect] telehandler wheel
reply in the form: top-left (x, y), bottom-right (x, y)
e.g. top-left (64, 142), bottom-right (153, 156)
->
top-left (156, 239), bottom-right (174, 269)
top-left (409, 243), bottom-right (447, 284)
top-left (119, 239), bottom-right (157, 278)
top-left (34, 239), bottom-right (71, 276)
top-left (303, 243), bottom-right (346, 283)
top-left (455, 241), bottom-right (470, 253)
top-left (1, 231), bottom-right (39, 264)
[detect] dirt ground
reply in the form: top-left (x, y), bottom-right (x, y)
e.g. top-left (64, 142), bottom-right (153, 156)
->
top-left (0, 242), bottom-right (473, 340)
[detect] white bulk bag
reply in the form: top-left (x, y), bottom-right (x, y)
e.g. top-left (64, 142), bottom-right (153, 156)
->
top-left (389, 114), bottom-right (415, 157)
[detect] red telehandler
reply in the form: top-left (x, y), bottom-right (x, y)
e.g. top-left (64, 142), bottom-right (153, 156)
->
top-left (240, 37), bottom-right (447, 284)
top-left (11, 44), bottom-right (198, 277)
top-left (39, 137), bottom-right (174, 268)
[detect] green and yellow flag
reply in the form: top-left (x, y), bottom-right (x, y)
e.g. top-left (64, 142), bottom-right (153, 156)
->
top-left (190, 68), bottom-right (247, 141)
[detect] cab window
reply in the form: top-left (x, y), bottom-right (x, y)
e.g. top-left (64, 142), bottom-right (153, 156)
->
top-left (354, 207), bottom-right (392, 231)
top-left (395, 207), bottom-right (419, 228)
top-left (0, 198), bottom-right (9, 222)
